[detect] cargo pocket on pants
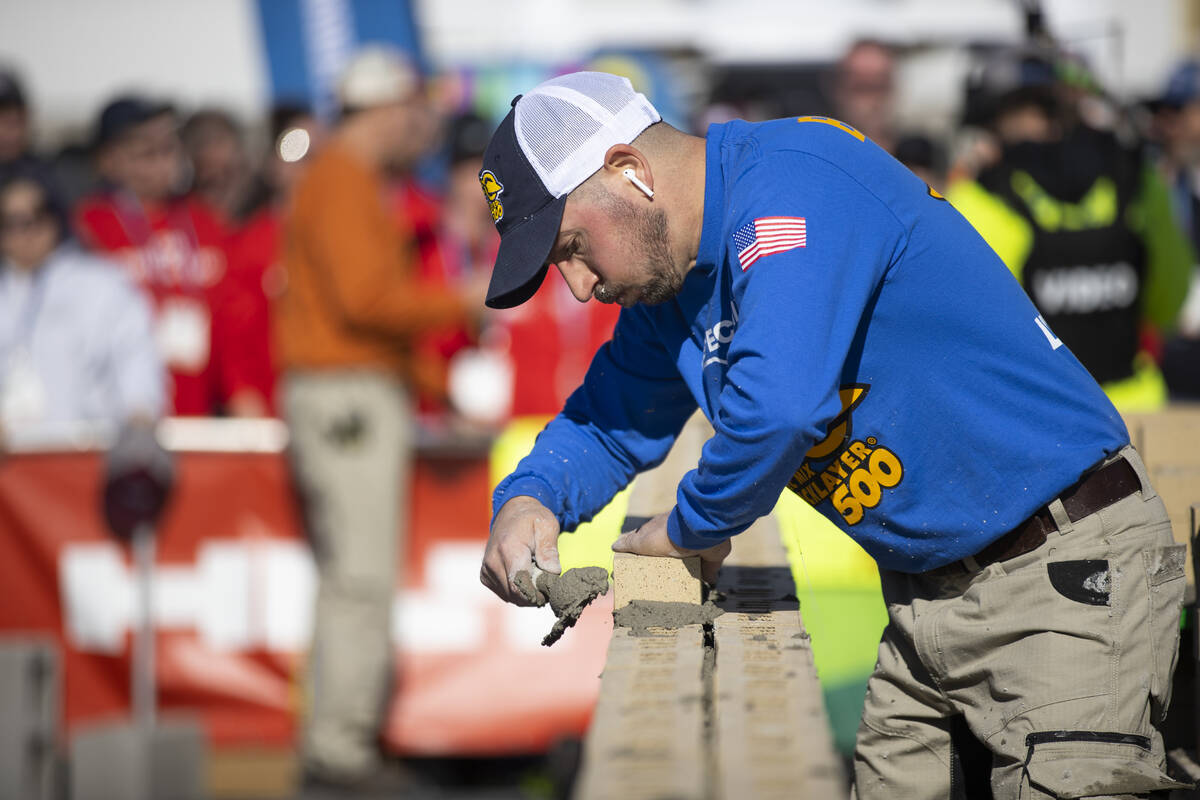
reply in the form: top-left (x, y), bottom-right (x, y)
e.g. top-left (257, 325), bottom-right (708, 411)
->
top-left (1021, 731), bottom-right (1191, 798)
top-left (1144, 544), bottom-right (1187, 722)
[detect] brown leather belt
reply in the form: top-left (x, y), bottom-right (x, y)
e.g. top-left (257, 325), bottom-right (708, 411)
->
top-left (934, 455), bottom-right (1141, 576)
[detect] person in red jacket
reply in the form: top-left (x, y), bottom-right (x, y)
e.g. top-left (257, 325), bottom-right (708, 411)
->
top-left (436, 112), bottom-right (621, 420)
top-left (390, 174), bottom-right (473, 415)
top-left (498, 277), bottom-right (621, 417)
top-left (75, 96), bottom-right (230, 416)
top-left (217, 106), bottom-right (325, 417)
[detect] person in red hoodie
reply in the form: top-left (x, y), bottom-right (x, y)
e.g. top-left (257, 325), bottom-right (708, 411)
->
top-left (75, 96), bottom-right (230, 416)
top-left (217, 106), bottom-right (325, 417)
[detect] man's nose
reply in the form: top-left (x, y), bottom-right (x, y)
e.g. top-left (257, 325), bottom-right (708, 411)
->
top-left (556, 260), bottom-right (597, 303)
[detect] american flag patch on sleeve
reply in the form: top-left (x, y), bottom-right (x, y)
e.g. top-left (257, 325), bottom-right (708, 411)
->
top-left (732, 216), bottom-right (807, 271)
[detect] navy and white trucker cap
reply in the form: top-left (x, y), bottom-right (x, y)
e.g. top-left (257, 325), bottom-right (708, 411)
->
top-left (478, 72), bottom-right (661, 309)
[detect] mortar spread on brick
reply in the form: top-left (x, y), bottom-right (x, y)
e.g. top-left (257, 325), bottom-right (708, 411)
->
top-left (613, 599), bottom-right (726, 637)
top-left (702, 614), bottom-right (719, 799)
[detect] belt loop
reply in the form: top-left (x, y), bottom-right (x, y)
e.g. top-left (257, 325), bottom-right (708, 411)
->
top-left (1047, 498), bottom-right (1073, 535)
top-left (1117, 445), bottom-right (1155, 501)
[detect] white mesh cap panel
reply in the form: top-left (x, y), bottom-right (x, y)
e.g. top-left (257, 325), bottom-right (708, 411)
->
top-left (514, 72), bottom-right (661, 198)
top-left (540, 71), bottom-right (639, 114)
top-left (518, 96), bottom-right (603, 177)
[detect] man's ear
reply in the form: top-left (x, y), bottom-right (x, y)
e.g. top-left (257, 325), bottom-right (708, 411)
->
top-left (602, 143), bottom-right (653, 196)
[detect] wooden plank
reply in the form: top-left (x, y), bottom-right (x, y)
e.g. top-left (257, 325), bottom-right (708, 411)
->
top-left (207, 747), bottom-right (297, 799)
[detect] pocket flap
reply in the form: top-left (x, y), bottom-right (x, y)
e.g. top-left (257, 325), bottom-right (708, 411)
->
top-left (1024, 731), bottom-right (1192, 798)
top-left (1144, 544), bottom-right (1187, 587)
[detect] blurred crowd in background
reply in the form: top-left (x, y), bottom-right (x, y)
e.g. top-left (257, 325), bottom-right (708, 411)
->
top-left (4, 27), bottom-right (1200, 447)
top-left (0, 48), bottom-right (626, 444)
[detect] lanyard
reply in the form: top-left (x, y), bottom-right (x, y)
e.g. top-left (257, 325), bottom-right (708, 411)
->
top-left (0, 254), bottom-right (54, 364)
top-left (108, 189), bottom-right (206, 291)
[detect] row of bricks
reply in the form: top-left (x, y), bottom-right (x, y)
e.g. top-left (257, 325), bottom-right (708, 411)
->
top-left (572, 624), bottom-right (707, 800)
top-left (575, 551), bottom-right (846, 800)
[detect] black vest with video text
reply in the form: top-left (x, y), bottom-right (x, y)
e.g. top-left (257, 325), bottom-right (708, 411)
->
top-left (979, 127), bottom-right (1145, 385)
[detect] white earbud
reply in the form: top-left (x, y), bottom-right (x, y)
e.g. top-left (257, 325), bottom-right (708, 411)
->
top-left (623, 168), bottom-right (654, 199)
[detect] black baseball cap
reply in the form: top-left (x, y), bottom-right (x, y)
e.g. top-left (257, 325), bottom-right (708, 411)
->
top-left (0, 70), bottom-right (25, 110)
top-left (478, 72), bottom-right (660, 309)
top-left (93, 95), bottom-right (174, 150)
top-left (963, 46), bottom-right (1059, 127)
top-left (448, 112), bottom-right (491, 166)
top-left (1153, 60), bottom-right (1200, 111)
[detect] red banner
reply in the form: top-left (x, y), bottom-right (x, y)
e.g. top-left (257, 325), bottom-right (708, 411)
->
top-left (0, 442), bottom-right (609, 755)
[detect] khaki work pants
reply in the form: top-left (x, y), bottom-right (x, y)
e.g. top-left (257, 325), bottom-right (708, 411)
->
top-left (283, 371), bottom-right (414, 779)
top-left (852, 446), bottom-right (1190, 799)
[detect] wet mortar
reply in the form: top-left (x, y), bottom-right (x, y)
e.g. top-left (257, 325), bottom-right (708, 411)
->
top-left (515, 566), bottom-right (610, 647)
top-left (612, 599), bottom-right (726, 637)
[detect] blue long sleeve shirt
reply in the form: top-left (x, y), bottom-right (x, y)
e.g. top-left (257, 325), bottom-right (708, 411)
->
top-left (493, 117), bottom-right (1130, 574)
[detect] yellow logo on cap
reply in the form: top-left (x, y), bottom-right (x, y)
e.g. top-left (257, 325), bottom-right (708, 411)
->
top-left (479, 170), bottom-right (505, 223)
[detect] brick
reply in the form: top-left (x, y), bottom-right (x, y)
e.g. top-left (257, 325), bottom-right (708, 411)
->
top-left (711, 566), bottom-right (846, 800)
top-left (574, 624), bottom-right (706, 800)
top-left (612, 552), bottom-right (702, 610)
top-left (579, 526), bottom-right (846, 800)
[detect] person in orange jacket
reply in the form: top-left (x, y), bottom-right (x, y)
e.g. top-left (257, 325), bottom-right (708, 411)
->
top-left (76, 96), bottom-right (233, 416)
top-left (216, 106), bottom-right (325, 417)
top-left (274, 48), bottom-right (482, 790)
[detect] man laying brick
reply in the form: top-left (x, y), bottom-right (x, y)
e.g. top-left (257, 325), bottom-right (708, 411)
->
top-left (476, 72), bottom-right (1189, 799)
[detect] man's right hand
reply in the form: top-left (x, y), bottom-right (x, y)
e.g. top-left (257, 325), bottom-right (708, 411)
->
top-left (480, 495), bottom-right (562, 605)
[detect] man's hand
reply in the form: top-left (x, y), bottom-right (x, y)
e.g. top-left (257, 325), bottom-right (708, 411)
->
top-left (612, 511), bottom-right (731, 584)
top-left (481, 495), bottom-right (562, 605)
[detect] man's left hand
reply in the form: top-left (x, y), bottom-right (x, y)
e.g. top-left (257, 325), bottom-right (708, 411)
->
top-left (611, 511), bottom-right (731, 584)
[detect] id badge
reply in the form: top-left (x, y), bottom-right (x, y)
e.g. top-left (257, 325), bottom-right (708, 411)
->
top-left (156, 297), bottom-right (211, 373)
top-left (1, 351), bottom-right (48, 424)
top-left (448, 346), bottom-right (514, 424)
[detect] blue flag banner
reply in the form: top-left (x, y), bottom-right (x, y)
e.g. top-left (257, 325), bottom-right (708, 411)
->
top-left (254, 0), bottom-right (424, 118)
